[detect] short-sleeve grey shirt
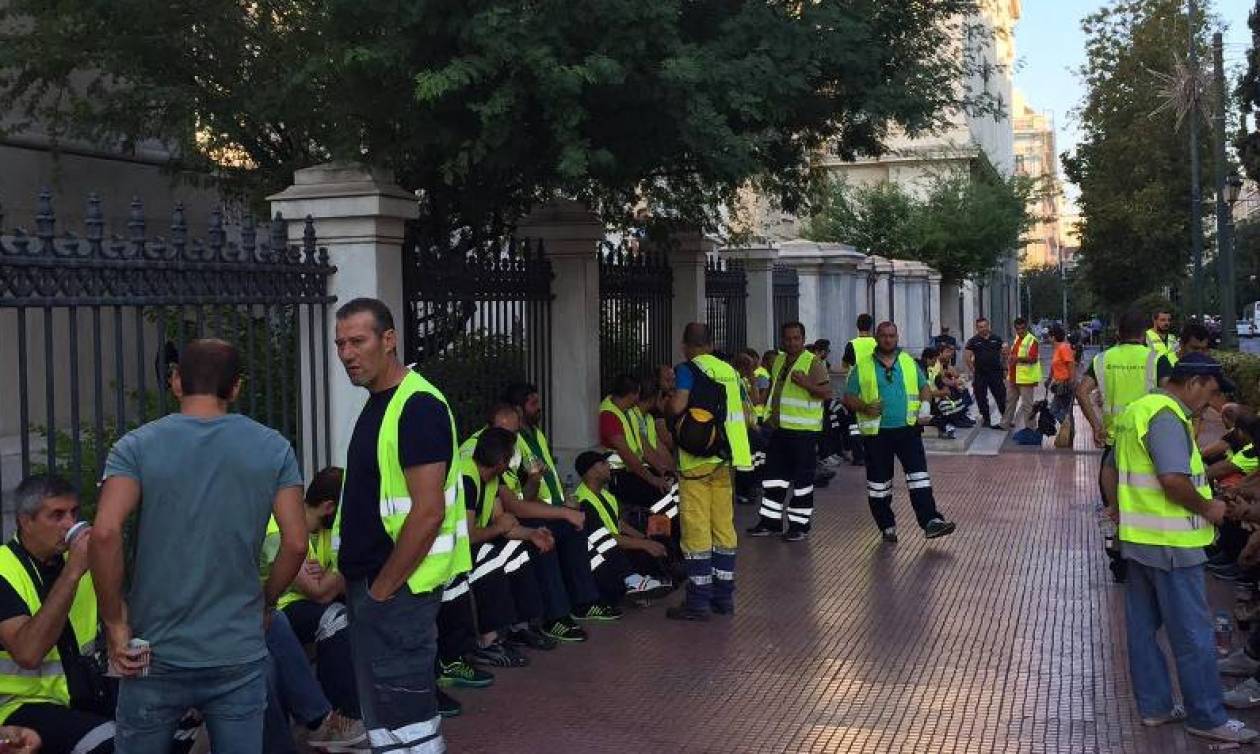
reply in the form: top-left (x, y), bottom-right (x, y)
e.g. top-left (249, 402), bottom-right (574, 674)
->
top-left (104, 413), bottom-right (302, 670)
top-left (1106, 393), bottom-right (1208, 570)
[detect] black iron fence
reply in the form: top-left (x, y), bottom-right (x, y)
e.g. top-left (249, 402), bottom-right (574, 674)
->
top-left (598, 240), bottom-right (673, 394)
top-left (773, 264), bottom-right (799, 339)
top-left (402, 221), bottom-right (553, 437)
top-left (0, 191), bottom-right (336, 524)
top-left (705, 255), bottom-right (747, 355)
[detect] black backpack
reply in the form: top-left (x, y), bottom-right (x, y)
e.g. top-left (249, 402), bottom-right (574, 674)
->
top-left (672, 360), bottom-right (730, 458)
top-left (1034, 399), bottom-right (1058, 437)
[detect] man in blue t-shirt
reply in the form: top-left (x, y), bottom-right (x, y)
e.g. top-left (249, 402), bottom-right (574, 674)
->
top-left (843, 322), bottom-right (957, 544)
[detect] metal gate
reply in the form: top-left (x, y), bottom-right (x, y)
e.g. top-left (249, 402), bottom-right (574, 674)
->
top-left (705, 256), bottom-right (747, 354)
top-left (598, 240), bottom-right (673, 394)
top-left (0, 191), bottom-right (336, 524)
top-left (773, 264), bottom-right (799, 340)
top-left (401, 221), bottom-right (553, 437)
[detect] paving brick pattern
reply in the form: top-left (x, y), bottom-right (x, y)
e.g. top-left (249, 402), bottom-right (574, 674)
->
top-left (444, 451), bottom-right (1242, 753)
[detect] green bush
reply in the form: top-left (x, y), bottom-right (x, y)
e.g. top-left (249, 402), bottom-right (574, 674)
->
top-left (1214, 350), bottom-right (1260, 408)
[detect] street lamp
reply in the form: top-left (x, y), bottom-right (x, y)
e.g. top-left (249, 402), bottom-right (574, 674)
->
top-left (1221, 173), bottom-right (1244, 348)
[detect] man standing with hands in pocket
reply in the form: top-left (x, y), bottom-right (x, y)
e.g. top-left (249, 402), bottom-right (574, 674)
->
top-left (334, 298), bottom-right (470, 753)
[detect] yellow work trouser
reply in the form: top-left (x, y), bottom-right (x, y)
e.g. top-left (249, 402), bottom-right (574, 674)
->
top-left (678, 464), bottom-right (736, 555)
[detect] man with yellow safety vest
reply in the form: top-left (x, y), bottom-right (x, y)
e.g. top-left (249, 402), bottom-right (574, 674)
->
top-left (748, 321), bottom-right (831, 541)
top-left (1156, 321), bottom-right (1212, 380)
top-left (437, 427), bottom-right (549, 686)
top-left (0, 475), bottom-right (109, 753)
top-left (572, 451), bottom-right (672, 608)
top-left (1146, 308), bottom-right (1180, 364)
top-left (333, 298), bottom-right (466, 754)
top-left (838, 314), bottom-right (878, 466)
top-left (844, 322), bottom-right (957, 543)
top-left (1107, 354), bottom-right (1258, 745)
top-left (665, 323), bottom-right (753, 621)
top-left (1000, 317), bottom-right (1041, 432)
top-left (259, 466), bottom-right (366, 748)
top-left (501, 382), bottom-right (608, 632)
top-left (599, 374), bottom-right (677, 524)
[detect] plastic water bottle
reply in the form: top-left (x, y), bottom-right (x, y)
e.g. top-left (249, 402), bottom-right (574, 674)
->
top-left (1216, 611), bottom-right (1234, 657)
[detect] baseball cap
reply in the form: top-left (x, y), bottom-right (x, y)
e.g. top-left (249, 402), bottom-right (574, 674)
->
top-left (574, 450), bottom-right (612, 478)
top-left (1170, 352), bottom-right (1236, 394)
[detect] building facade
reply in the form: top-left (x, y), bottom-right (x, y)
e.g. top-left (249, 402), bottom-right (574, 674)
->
top-left (1012, 90), bottom-right (1064, 269)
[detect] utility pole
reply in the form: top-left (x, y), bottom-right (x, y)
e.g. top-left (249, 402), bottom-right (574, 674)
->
top-left (1214, 32), bottom-right (1238, 348)
top-left (1189, 0), bottom-right (1206, 321)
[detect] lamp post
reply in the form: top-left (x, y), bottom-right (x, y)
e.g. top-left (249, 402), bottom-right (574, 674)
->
top-left (1222, 173), bottom-right (1244, 348)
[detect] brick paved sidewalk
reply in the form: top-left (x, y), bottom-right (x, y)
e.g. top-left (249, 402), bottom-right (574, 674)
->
top-left (443, 451), bottom-right (1245, 753)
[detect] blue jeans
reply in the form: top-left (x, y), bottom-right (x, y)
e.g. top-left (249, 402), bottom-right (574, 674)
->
top-left (116, 658), bottom-right (267, 754)
top-left (265, 610), bottom-right (332, 753)
top-left (346, 580), bottom-right (444, 754)
top-left (1125, 560), bottom-right (1227, 730)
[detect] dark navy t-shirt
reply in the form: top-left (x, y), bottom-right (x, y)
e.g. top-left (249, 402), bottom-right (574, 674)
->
top-left (339, 386), bottom-right (453, 583)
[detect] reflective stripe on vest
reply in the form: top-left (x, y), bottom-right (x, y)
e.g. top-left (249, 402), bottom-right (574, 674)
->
top-left (1092, 344), bottom-right (1157, 444)
top-left (0, 543), bottom-right (98, 724)
top-left (576, 483), bottom-right (620, 536)
top-left (1013, 334), bottom-right (1042, 385)
top-left (855, 351), bottom-right (922, 435)
top-left (1115, 392), bottom-right (1214, 548)
top-left (599, 397), bottom-right (641, 468)
top-left (679, 354), bottom-right (754, 472)
top-left (770, 350), bottom-right (824, 432)
top-left (629, 407), bottom-right (659, 452)
top-left (335, 370), bottom-right (471, 593)
top-left (518, 428), bottom-right (563, 504)
top-left (460, 457), bottom-right (500, 528)
top-left (1233, 443), bottom-right (1260, 475)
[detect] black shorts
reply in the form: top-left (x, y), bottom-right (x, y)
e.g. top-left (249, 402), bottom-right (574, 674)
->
top-left (7, 702), bottom-right (114, 753)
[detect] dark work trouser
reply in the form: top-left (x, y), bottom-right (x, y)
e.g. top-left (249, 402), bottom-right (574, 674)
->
top-left (437, 575), bottom-right (476, 664)
top-left (522, 517), bottom-right (601, 619)
top-left (345, 580), bottom-right (443, 754)
top-left (862, 426), bottom-right (943, 531)
top-left (284, 599), bottom-right (361, 719)
top-left (610, 470), bottom-right (679, 526)
top-left (735, 426), bottom-right (768, 501)
top-left (972, 370), bottom-right (1007, 423)
top-left (756, 429), bottom-right (820, 534)
top-left (469, 537), bottom-right (544, 630)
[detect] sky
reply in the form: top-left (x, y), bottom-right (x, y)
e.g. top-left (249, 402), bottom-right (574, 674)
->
top-left (1014, 0), bottom-right (1256, 205)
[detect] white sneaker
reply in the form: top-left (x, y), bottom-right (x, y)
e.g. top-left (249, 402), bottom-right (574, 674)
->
top-left (1186, 718), bottom-right (1260, 743)
top-left (626, 574), bottom-right (670, 601)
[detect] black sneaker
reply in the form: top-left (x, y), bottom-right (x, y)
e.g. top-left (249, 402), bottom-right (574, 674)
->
top-left (746, 524), bottom-right (778, 537)
top-left (782, 530), bottom-right (809, 543)
top-left (506, 626), bottom-right (558, 651)
top-left (437, 689), bottom-right (462, 718)
top-left (469, 642), bottom-right (529, 669)
top-left (924, 518), bottom-right (957, 539)
top-left (665, 605), bottom-right (710, 622)
top-left (881, 527), bottom-right (898, 543)
top-left (573, 603), bottom-right (623, 622)
top-left (543, 618), bottom-right (589, 643)
top-left (437, 659), bottom-right (494, 688)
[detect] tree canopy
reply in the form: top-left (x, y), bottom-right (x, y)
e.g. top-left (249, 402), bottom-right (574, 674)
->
top-left (1061, 0), bottom-right (1217, 310)
top-left (802, 157), bottom-right (1034, 282)
top-left (0, 0), bottom-right (992, 232)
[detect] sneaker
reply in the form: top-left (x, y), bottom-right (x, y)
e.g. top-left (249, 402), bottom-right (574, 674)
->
top-left (746, 524), bottom-right (778, 537)
top-left (1186, 718), bottom-right (1260, 743)
top-left (542, 618), bottom-right (588, 643)
top-left (505, 626), bottom-right (558, 651)
top-left (1220, 648), bottom-right (1260, 677)
top-left (665, 605), bottom-right (709, 622)
top-left (437, 659), bottom-right (494, 688)
top-left (782, 530), bottom-right (809, 543)
top-left (943, 426), bottom-right (957, 439)
top-left (881, 527), bottom-right (898, 544)
top-left (469, 642), bottom-right (529, 669)
top-left (306, 711), bottom-right (367, 751)
top-left (573, 603), bottom-right (623, 622)
top-left (924, 519), bottom-right (957, 539)
top-left (626, 577), bottom-right (671, 604)
top-left (1225, 677), bottom-right (1260, 709)
top-left (1140, 704), bottom-right (1186, 727)
top-left (436, 689), bottom-right (462, 718)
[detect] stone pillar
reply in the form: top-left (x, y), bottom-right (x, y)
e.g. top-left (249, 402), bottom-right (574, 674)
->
top-left (268, 162), bottom-right (418, 472)
top-left (670, 231), bottom-right (711, 349)
top-left (722, 243), bottom-right (778, 352)
top-left (869, 256), bottom-right (894, 324)
top-left (517, 200), bottom-right (606, 473)
top-left (927, 271), bottom-right (942, 344)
